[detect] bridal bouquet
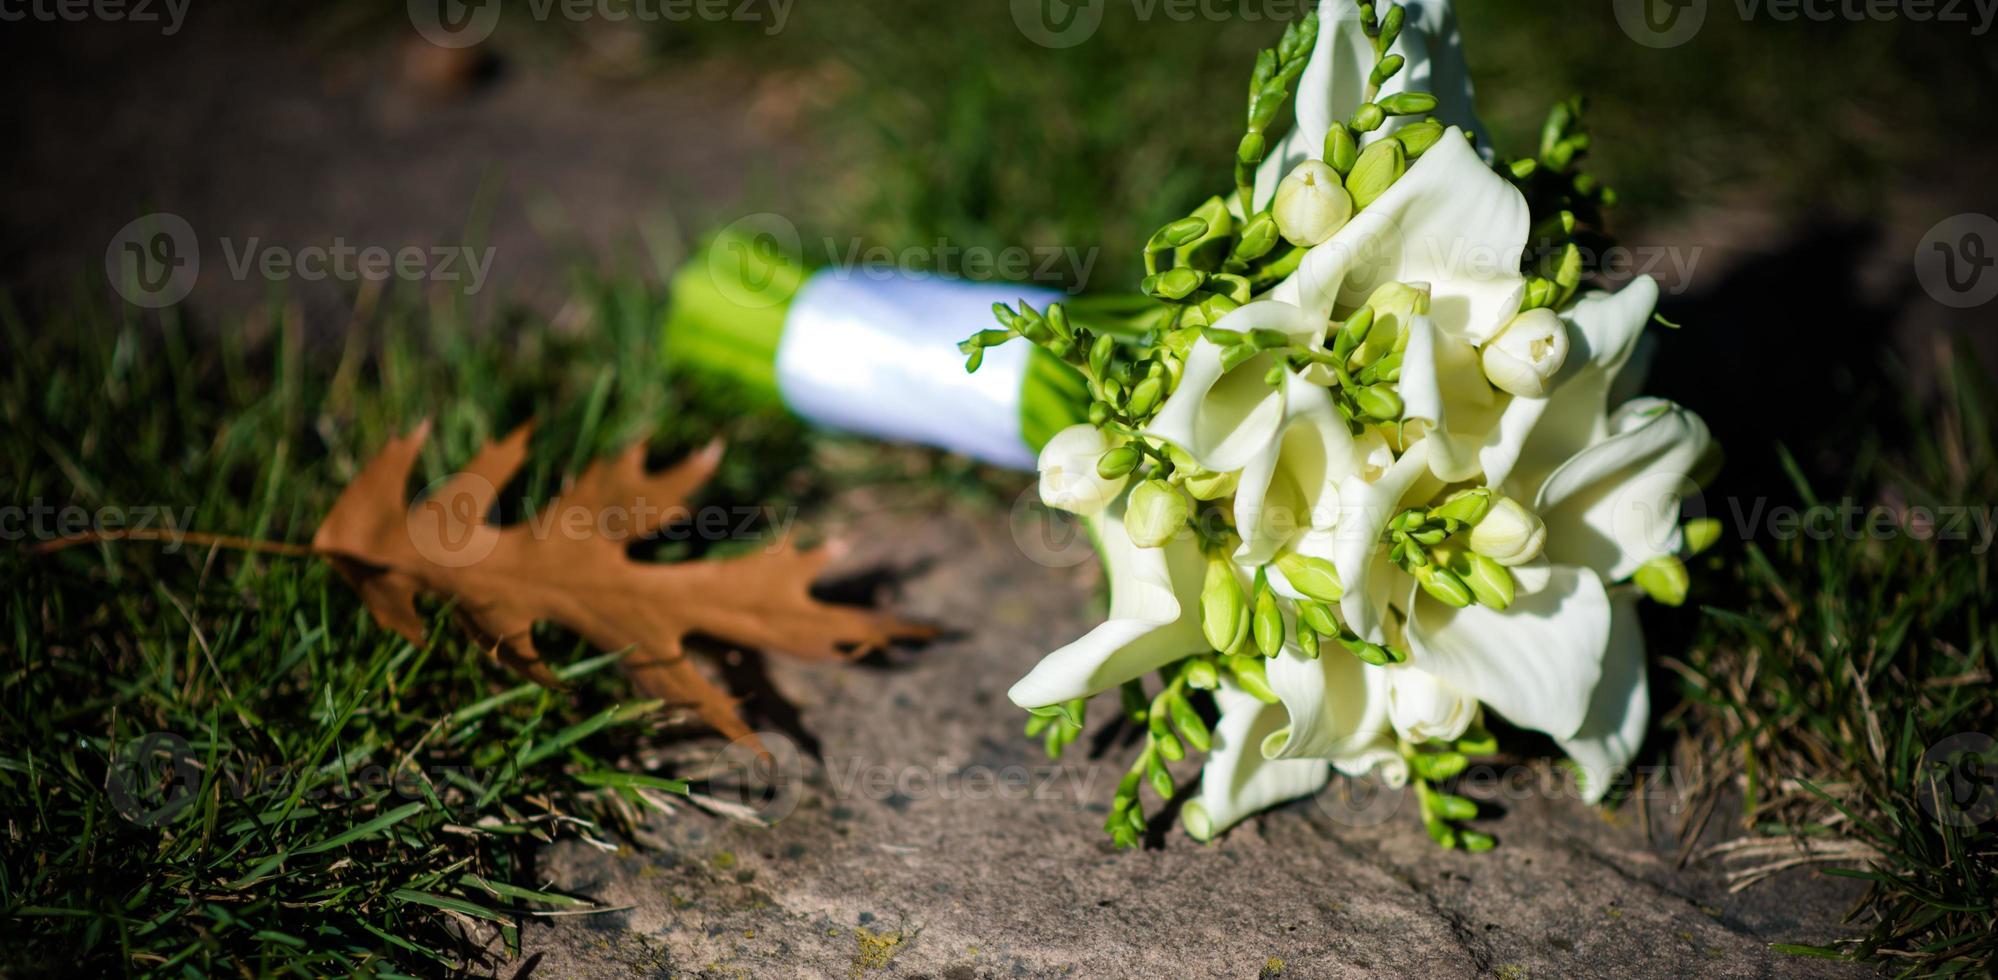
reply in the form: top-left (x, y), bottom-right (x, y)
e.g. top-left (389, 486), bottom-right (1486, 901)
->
top-left (963, 0), bottom-right (1719, 847)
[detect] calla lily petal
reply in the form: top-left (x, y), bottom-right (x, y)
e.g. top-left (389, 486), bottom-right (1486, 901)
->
top-left (1535, 398), bottom-right (1714, 582)
top-left (1400, 313), bottom-right (1503, 482)
top-left (1144, 302), bottom-right (1322, 474)
top-left (1385, 666), bottom-right (1479, 743)
top-left (1324, 440), bottom-right (1436, 643)
top-left (1500, 277), bottom-right (1661, 498)
top-left (1269, 130), bottom-right (1527, 345)
top-left (1184, 685), bottom-right (1334, 841)
top-left (1253, 0), bottom-right (1488, 211)
top-left (1405, 563), bottom-right (1611, 740)
top-left (1263, 642), bottom-right (1394, 765)
top-left (1006, 502), bottom-right (1207, 708)
top-left (1232, 381), bottom-right (1370, 564)
top-left (1557, 593), bottom-right (1649, 803)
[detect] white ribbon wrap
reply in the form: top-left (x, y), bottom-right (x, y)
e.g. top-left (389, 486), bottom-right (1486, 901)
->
top-left (776, 270), bottom-right (1060, 470)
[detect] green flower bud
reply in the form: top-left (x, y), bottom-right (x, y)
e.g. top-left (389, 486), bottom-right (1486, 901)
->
top-left (1469, 496), bottom-right (1547, 566)
top-left (1634, 556), bottom-right (1690, 607)
top-left (1168, 693), bottom-right (1211, 752)
top-left (1160, 217), bottom-right (1209, 248)
top-left (1233, 212), bottom-right (1281, 263)
top-left (1185, 467), bottom-right (1240, 502)
top-left (1272, 159), bottom-right (1354, 248)
top-left (1237, 130), bottom-right (1266, 166)
top-left (1088, 333), bottom-right (1115, 378)
top-left (1369, 54), bottom-right (1405, 90)
top-left (1325, 124), bottom-right (1360, 174)
top-left (1226, 655), bottom-right (1280, 703)
top-left (1297, 626), bottom-right (1320, 659)
top-left (1275, 552), bottom-right (1344, 602)
top-left (1147, 753), bottom-right (1174, 799)
top-left (1353, 384), bottom-right (1404, 421)
top-left (1457, 552), bottom-right (1516, 611)
top-left (1358, 280), bottom-right (1430, 364)
top-left (1125, 376), bottom-right (1164, 417)
top-left (1183, 657), bottom-right (1220, 690)
top-left (1415, 564), bottom-right (1474, 608)
top-left (1295, 598), bottom-right (1339, 637)
top-left (1151, 267), bottom-right (1206, 301)
top-left (1683, 517), bottom-right (1722, 556)
top-left (1430, 488), bottom-right (1493, 527)
top-left (1378, 92), bottom-right (1439, 116)
top-left (964, 349), bottom-right (983, 373)
top-left (1125, 479), bottom-right (1190, 549)
top-left (1201, 555), bottom-right (1251, 655)
top-left (1156, 730), bottom-right (1185, 762)
top-left (1095, 445), bottom-right (1141, 480)
top-left (1353, 102), bottom-right (1386, 133)
top-left (1347, 139), bottom-right (1406, 208)
top-left (1252, 570), bottom-right (1285, 657)
top-left (1394, 118), bottom-right (1446, 158)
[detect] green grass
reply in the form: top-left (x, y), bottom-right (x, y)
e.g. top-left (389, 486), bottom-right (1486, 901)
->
top-left (7, 2), bottom-right (1995, 974)
top-left (1669, 354), bottom-right (1996, 974)
top-left (0, 269), bottom-right (826, 975)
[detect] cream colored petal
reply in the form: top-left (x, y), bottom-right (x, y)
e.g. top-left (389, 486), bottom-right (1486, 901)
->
top-left (1405, 564), bottom-right (1612, 740)
top-left (1183, 685), bottom-right (1332, 841)
top-left (1007, 505), bottom-right (1207, 708)
top-left (1272, 131), bottom-right (1527, 345)
top-left (1535, 398), bottom-right (1714, 582)
top-left (1556, 592), bottom-right (1649, 803)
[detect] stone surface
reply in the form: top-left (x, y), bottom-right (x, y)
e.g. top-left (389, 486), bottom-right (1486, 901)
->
top-left (507, 490), bottom-right (1867, 979)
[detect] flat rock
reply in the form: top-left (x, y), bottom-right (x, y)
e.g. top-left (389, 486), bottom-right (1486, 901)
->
top-left (509, 490), bottom-right (1867, 979)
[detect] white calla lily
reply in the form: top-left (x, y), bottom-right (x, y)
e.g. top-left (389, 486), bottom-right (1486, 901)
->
top-left (1263, 642), bottom-right (1403, 780)
top-left (1385, 666), bottom-right (1479, 743)
top-left (1555, 592), bottom-right (1649, 802)
top-left (1267, 130), bottom-right (1528, 346)
top-left (1232, 380), bottom-right (1385, 565)
top-left (1403, 564), bottom-right (1612, 741)
top-left (1535, 397), bottom-right (1715, 583)
top-left (1144, 301), bottom-right (1326, 474)
top-left (1253, 0), bottom-right (1488, 212)
top-left (1399, 313), bottom-right (1502, 482)
top-left (1006, 500), bottom-right (1208, 709)
top-left (1183, 685), bottom-right (1332, 842)
top-left (1492, 276), bottom-right (1662, 496)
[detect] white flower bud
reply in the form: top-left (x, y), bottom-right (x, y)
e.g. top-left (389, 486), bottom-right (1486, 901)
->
top-left (1469, 496), bottom-right (1547, 567)
top-left (1387, 669), bottom-right (1477, 743)
top-left (1123, 479), bottom-right (1191, 549)
top-left (1037, 424), bottom-right (1128, 516)
top-left (1479, 308), bottom-right (1569, 398)
top-left (1272, 160), bottom-right (1353, 247)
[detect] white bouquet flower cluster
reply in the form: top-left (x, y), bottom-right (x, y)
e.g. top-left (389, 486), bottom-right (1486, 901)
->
top-left (965, 0), bottom-right (1719, 848)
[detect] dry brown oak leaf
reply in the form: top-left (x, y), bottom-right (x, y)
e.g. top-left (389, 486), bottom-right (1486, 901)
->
top-left (312, 421), bottom-right (932, 754)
